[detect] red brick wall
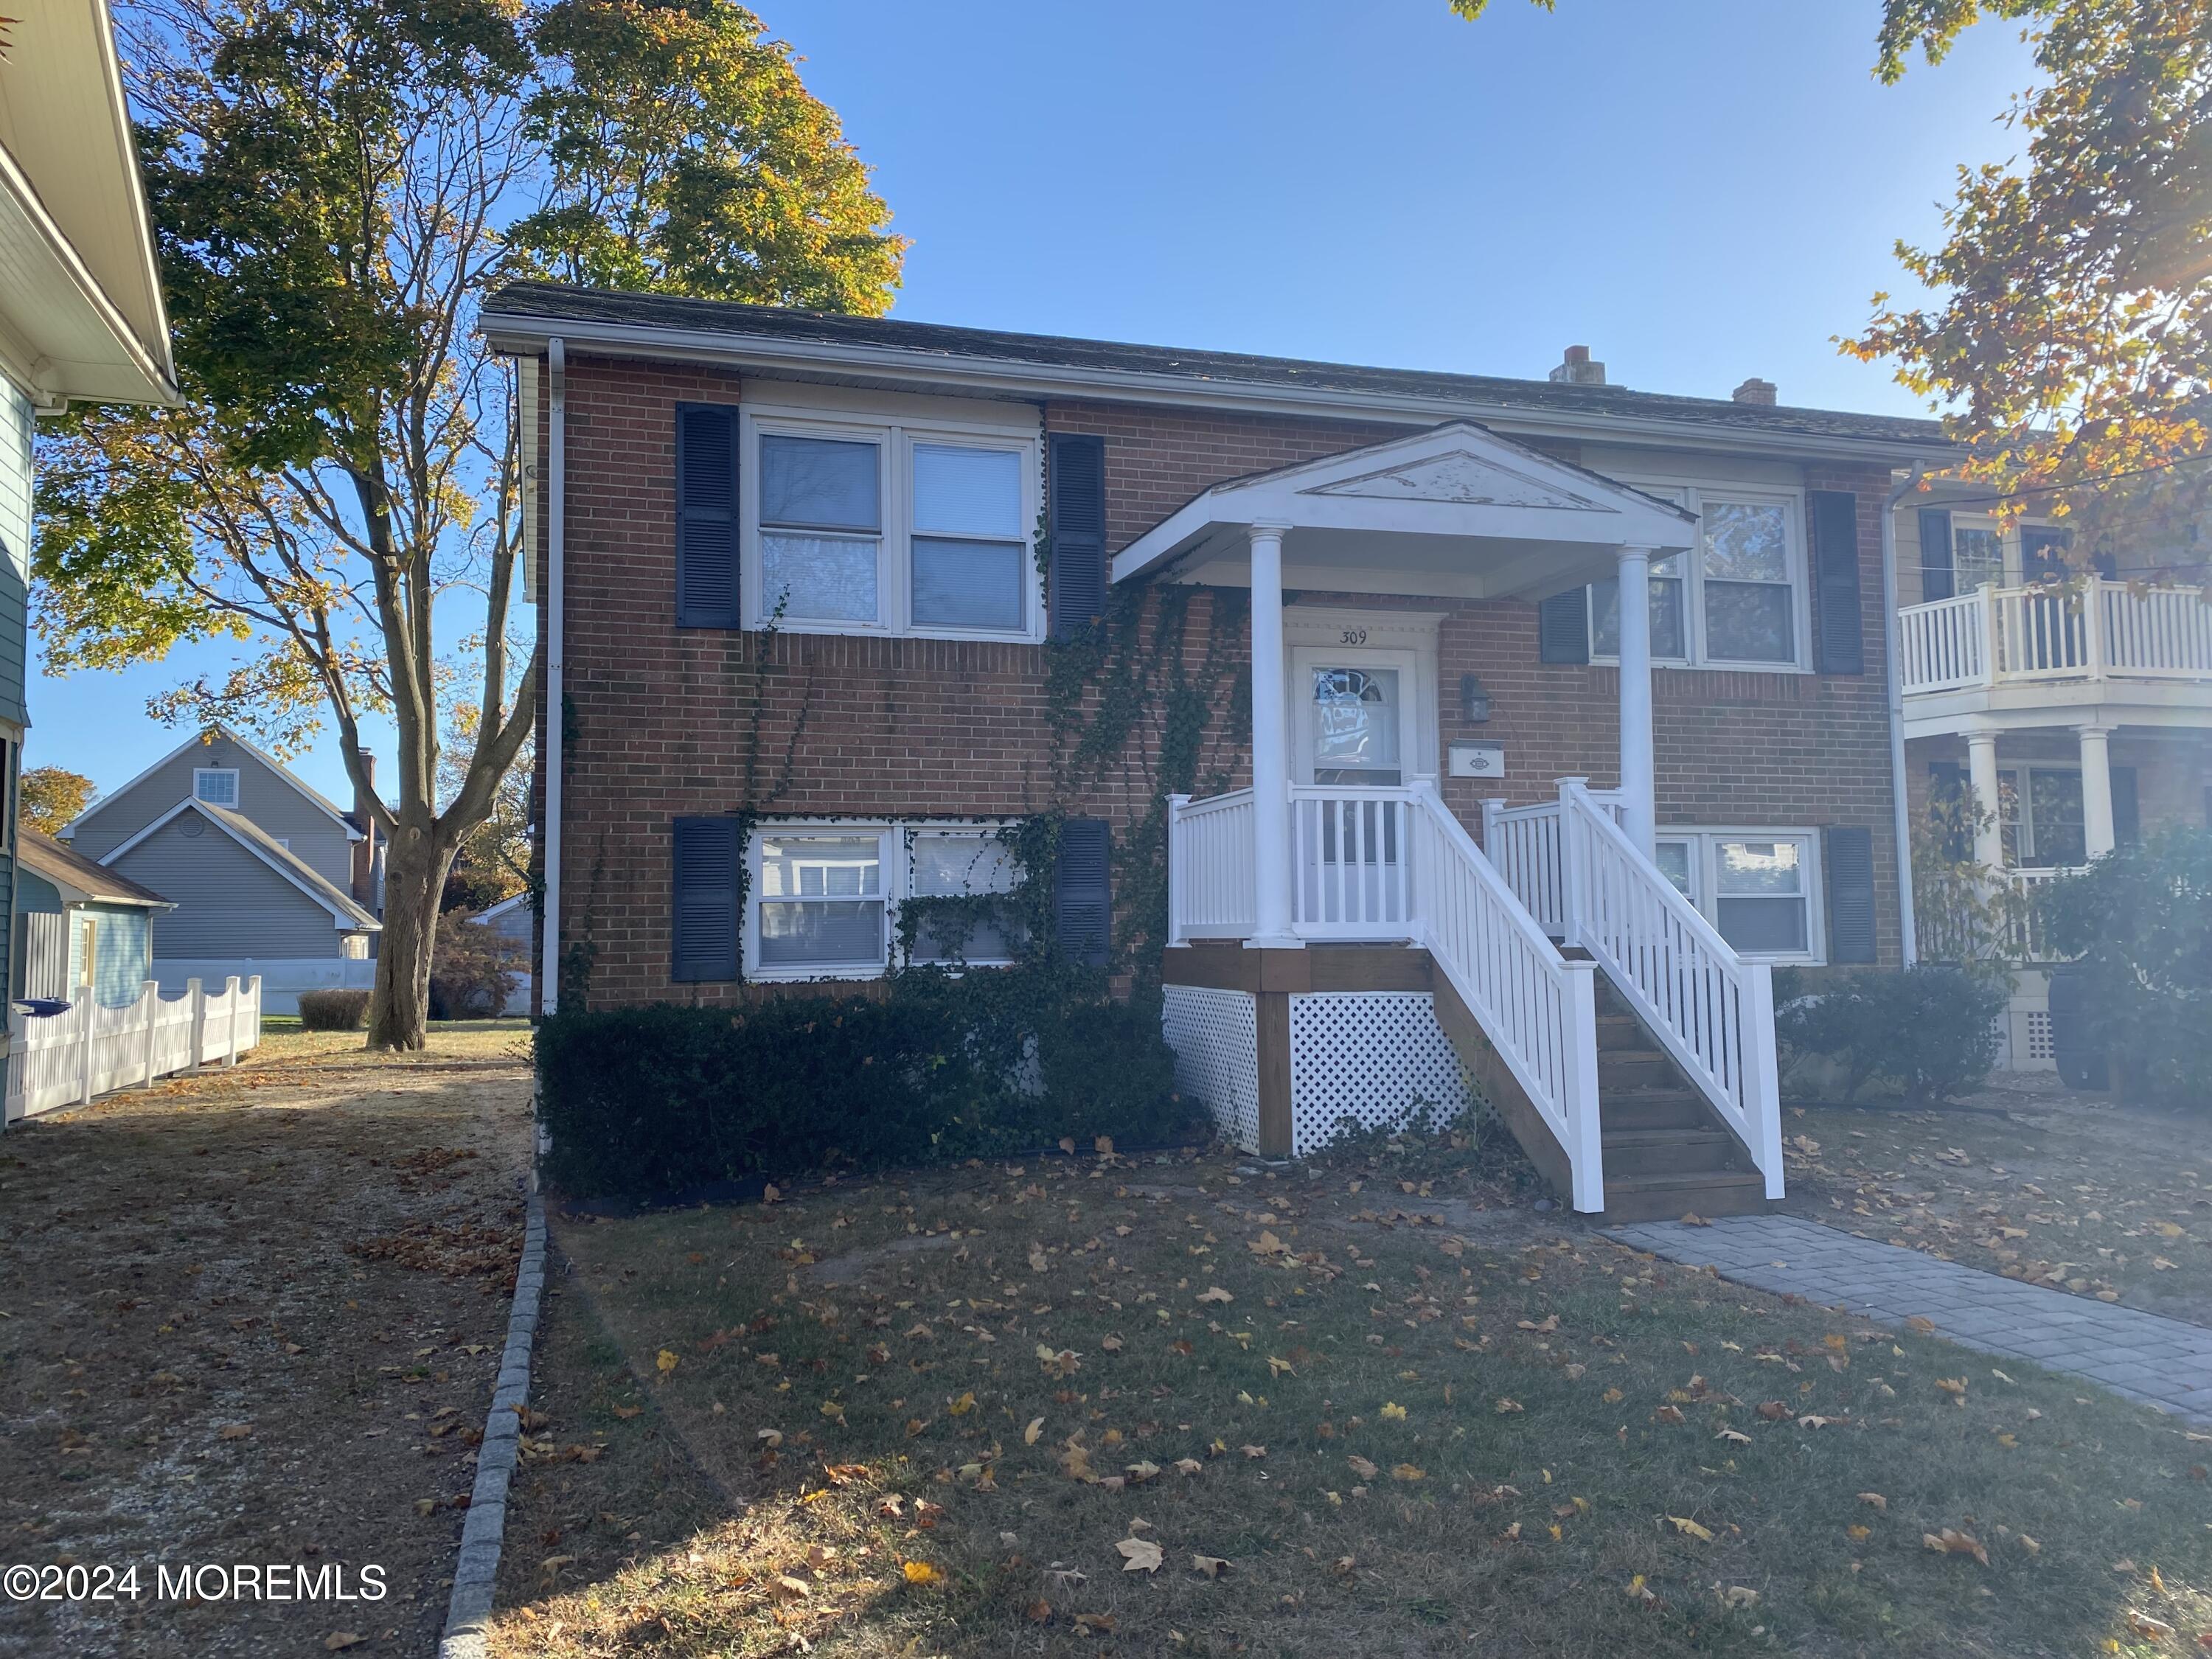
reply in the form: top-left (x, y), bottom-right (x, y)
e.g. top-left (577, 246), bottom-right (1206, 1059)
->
top-left (538, 352), bottom-right (1909, 1006)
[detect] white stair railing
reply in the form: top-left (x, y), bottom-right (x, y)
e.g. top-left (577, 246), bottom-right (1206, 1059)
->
top-left (1166, 790), bottom-right (1257, 942)
top-left (1556, 780), bottom-right (1784, 1197)
top-left (1408, 783), bottom-right (1605, 1212)
top-left (1291, 785), bottom-right (1413, 938)
top-left (1480, 784), bottom-right (1627, 936)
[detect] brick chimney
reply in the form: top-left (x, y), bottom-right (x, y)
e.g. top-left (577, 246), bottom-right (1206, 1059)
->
top-left (1732, 377), bottom-right (1777, 406)
top-left (1548, 344), bottom-right (1606, 386)
top-left (350, 752), bottom-right (381, 911)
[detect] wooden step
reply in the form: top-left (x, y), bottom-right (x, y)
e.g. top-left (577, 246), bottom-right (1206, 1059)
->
top-left (1596, 1048), bottom-right (1674, 1091)
top-left (1594, 1013), bottom-right (1644, 1051)
top-left (1596, 1086), bottom-right (1712, 1131)
top-left (1598, 1167), bottom-right (1769, 1223)
top-left (1600, 1126), bottom-right (1741, 1177)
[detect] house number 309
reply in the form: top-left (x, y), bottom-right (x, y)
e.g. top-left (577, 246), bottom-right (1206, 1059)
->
top-left (1339, 628), bottom-right (1368, 645)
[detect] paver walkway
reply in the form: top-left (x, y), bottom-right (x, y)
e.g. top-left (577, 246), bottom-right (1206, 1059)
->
top-left (1607, 1214), bottom-right (2212, 1425)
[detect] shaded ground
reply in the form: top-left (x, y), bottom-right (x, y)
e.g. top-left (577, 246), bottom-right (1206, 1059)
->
top-left (1777, 1074), bottom-right (2212, 1329)
top-left (488, 1131), bottom-right (2212, 1658)
top-left (0, 1020), bottom-right (533, 1658)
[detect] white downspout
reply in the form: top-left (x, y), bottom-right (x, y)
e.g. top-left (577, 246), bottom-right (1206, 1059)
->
top-left (540, 338), bottom-right (566, 1014)
top-left (1882, 465), bottom-right (1923, 967)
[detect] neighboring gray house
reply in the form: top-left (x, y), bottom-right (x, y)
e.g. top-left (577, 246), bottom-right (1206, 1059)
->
top-left (61, 730), bottom-right (383, 1012)
top-left (14, 828), bottom-right (172, 1006)
top-left (470, 892), bottom-right (534, 1015)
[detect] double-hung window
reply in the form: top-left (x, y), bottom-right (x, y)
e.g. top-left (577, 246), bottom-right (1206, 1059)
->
top-left (1590, 484), bottom-right (1806, 669)
top-left (1652, 829), bottom-right (1823, 963)
top-left (1995, 767), bottom-right (2086, 869)
top-left (745, 413), bottom-right (1040, 640)
top-left (745, 822), bottom-right (1022, 978)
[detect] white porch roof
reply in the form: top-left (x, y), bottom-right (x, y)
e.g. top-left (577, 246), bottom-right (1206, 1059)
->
top-left (1110, 420), bottom-right (1697, 601)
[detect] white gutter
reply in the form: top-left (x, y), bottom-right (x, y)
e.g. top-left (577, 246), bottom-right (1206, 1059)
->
top-left (1882, 464), bottom-right (1924, 967)
top-left (540, 338), bottom-right (566, 1015)
top-left (478, 310), bottom-right (1957, 470)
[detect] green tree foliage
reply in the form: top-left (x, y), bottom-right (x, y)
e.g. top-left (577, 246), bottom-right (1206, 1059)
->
top-left (2040, 828), bottom-right (2212, 1105)
top-left (35, 0), bottom-right (902, 1048)
top-left (18, 767), bottom-right (98, 836)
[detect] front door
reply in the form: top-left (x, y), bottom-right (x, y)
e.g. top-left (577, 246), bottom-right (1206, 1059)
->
top-left (1289, 647), bottom-right (1415, 932)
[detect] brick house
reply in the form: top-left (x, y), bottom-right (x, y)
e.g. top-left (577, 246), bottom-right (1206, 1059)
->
top-left (483, 287), bottom-right (1966, 1219)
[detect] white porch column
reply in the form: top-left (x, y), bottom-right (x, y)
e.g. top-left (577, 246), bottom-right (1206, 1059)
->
top-left (1247, 522), bottom-right (1300, 947)
top-left (2078, 722), bottom-right (2117, 860)
top-left (1966, 729), bottom-right (2005, 870)
top-left (1615, 545), bottom-right (1657, 856)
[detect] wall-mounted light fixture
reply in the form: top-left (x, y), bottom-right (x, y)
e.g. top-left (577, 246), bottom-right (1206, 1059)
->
top-left (1459, 672), bottom-right (1492, 724)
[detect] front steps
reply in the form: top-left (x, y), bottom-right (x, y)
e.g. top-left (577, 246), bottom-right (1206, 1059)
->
top-left (1588, 978), bottom-right (1769, 1222)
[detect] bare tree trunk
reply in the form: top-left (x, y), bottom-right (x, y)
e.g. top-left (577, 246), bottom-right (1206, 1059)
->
top-left (367, 819), bottom-right (455, 1051)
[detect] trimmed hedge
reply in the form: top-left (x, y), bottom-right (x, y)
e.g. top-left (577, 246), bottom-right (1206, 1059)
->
top-left (298, 988), bottom-right (370, 1031)
top-left (1773, 964), bottom-right (2004, 1105)
top-left (535, 976), bottom-right (1201, 1197)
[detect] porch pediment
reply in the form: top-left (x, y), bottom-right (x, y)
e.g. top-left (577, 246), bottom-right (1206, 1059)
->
top-left (1111, 420), bottom-right (1697, 602)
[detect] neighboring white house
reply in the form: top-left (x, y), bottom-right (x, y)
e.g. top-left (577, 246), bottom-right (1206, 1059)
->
top-left (62, 729), bottom-right (383, 1013)
top-left (470, 892), bottom-right (534, 1015)
top-left (14, 826), bottom-right (173, 1004)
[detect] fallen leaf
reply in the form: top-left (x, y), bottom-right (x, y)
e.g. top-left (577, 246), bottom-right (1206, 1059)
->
top-left (1024, 1416), bottom-right (1045, 1446)
top-left (1391, 1463), bottom-right (1425, 1481)
top-left (218, 1423), bottom-right (252, 1441)
top-left (1667, 1515), bottom-right (1714, 1543)
top-left (2126, 1612), bottom-right (2177, 1641)
top-left (902, 1560), bottom-right (944, 1586)
top-left (1346, 1455), bottom-right (1378, 1480)
top-left (1718, 1585), bottom-right (1759, 1609)
top-left (1173, 1457), bottom-right (1203, 1475)
top-left (656, 1349), bottom-right (680, 1377)
top-left (1681, 1213), bottom-right (1712, 1227)
top-left (1495, 1397), bottom-right (1525, 1414)
top-left (1191, 1554), bottom-right (1231, 1579)
top-left (611, 1405), bottom-right (641, 1420)
top-left (1197, 1287), bottom-right (1234, 1305)
top-left (1924, 1528), bottom-right (1989, 1565)
top-left (1240, 1444), bottom-right (1267, 1459)
top-left (1380, 1402), bottom-right (1408, 1422)
top-left (1116, 1536), bottom-right (1164, 1574)
top-left (1858, 1492), bottom-right (1888, 1513)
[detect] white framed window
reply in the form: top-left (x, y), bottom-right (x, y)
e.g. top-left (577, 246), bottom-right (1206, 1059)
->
top-left (744, 821), bottom-right (1023, 979)
top-left (742, 410), bottom-right (1040, 641)
top-left (1590, 483), bottom-right (1809, 669)
top-left (193, 768), bottom-right (240, 807)
top-left (1652, 828), bottom-right (1824, 964)
top-left (1995, 765), bottom-right (2086, 869)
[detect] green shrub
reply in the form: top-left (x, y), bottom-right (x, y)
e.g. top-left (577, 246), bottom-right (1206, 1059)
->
top-left (298, 987), bottom-right (371, 1031)
top-left (1773, 965), bottom-right (2004, 1105)
top-left (430, 907), bottom-right (526, 1019)
top-left (535, 970), bottom-right (1200, 1198)
top-left (2039, 829), bottom-right (2212, 1107)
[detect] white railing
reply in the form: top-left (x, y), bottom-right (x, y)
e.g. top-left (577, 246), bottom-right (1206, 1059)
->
top-left (1899, 579), bottom-right (2212, 696)
top-left (1555, 782), bottom-right (1783, 1198)
top-left (1406, 784), bottom-right (1604, 1211)
top-left (1166, 790), bottom-right (1257, 942)
top-left (1479, 785), bottom-right (1627, 937)
top-left (2004, 866), bottom-right (2076, 961)
top-left (5, 976), bottom-right (262, 1122)
top-left (1292, 786), bottom-right (1413, 939)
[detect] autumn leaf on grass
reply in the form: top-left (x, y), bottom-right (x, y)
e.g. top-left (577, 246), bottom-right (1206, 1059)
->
top-left (1101, 1336), bottom-right (1124, 1353)
top-left (1717, 1585), bottom-right (1759, 1610)
top-left (1652, 1405), bottom-right (1686, 1425)
top-left (2124, 1611), bottom-right (2176, 1640)
top-left (611, 1404), bottom-right (641, 1421)
top-left (1346, 1455), bottom-right (1379, 1481)
top-left (1391, 1463), bottom-right (1425, 1482)
top-left (1923, 1528), bottom-right (1989, 1565)
top-left (1666, 1515), bottom-right (1714, 1543)
top-left (1905, 1315), bottom-right (1935, 1335)
top-left (1036, 1345), bottom-right (1080, 1378)
top-left (1494, 1397), bottom-right (1524, 1414)
top-left (1197, 1286), bottom-right (1234, 1305)
top-left (1379, 1402), bottom-right (1407, 1422)
top-left (1625, 1574), bottom-right (1658, 1605)
top-left (1023, 1416), bottom-right (1045, 1446)
top-left (1173, 1457), bottom-right (1203, 1476)
top-left (1191, 1554), bottom-right (1231, 1579)
top-left (1935, 1377), bottom-right (1967, 1404)
top-left (1858, 1492), bottom-right (1888, 1513)
top-left (1249, 1230), bottom-right (1287, 1256)
top-left (1241, 1444), bottom-right (1267, 1458)
top-left (218, 1423), bottom-right (252, 1441)
top-left (1715, 1428), bottom-right (1751, 1445)
top-left (757, 1428), bottom-right (783, 1448)
top-left (948, 1391), bottom-right (977, 1416)
top-left (1126, 1461), bottom-right (1162, 1484)
top-left (1029, 1245), bottom-right (1049, 1273)
top-left (1117, 1536), bottom-right (1164, 1574)
top-left (1266, 1355), bottom-right (1295, 1378)
top-left (902, 1560), bottom-right (944, 1586)
top-left (655, 1349), bottom-right (680, 1378)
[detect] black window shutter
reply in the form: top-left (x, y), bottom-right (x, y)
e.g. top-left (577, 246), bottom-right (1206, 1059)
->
top-left (1538, 591), bottom-right (1590, 664)
top-left (1916, 507), bottom-right (1955, 601)
top-left (671, 815), bottom-right (741, 981)
top-left (1810, 490), bottom-right (1864, 674)
top-left (675, 403), bottom-right (740, 628)
top-left (1048, 433), bottom-right (1108, 639)
top-left (2110, 765), bottom-right (2140, 849)
top-left (1053, 817), bottom-right (1112, 967)
top-left (1824, 825), bottom-right (1878, 964)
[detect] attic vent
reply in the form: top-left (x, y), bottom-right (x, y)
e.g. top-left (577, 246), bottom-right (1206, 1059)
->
top-left (1548, 345), bottom-right (1606, 386)
top-left (180, 817), bottom-right (205, 838)
top-left (1732, 378), bottom-right (1777, 406)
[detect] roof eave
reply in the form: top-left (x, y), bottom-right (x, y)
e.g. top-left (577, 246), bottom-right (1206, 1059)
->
top-left (479, 307), bottom-right (1957, 468)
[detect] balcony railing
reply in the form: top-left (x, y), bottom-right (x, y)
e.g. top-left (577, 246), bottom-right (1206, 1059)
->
top-left (1899, 579), bottom-right (2212, 698)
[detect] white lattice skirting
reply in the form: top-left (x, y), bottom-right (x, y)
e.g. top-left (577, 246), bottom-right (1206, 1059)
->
top-left (1161, 986), bottom-right (1259, 1152)
top-left (1288, 992), bottom-right (1477, 1155)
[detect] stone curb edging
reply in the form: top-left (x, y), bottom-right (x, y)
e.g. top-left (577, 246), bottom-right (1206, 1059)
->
top-left (438, 1192), bottom-right (548, 1659)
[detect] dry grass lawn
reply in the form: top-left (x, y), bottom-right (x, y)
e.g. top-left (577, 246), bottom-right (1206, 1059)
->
top-left (488, 1131), bottom-right (2212, 1658)
top-left (1778, 1074), bottom-right (2212, 1327)
top-left (0, 1019), bottom-right (533, 1658)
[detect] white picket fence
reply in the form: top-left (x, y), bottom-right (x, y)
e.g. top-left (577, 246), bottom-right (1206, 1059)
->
top-left (5, 976), bottom-right (262, 1122)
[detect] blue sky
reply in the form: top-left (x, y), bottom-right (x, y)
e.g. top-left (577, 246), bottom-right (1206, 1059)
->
top-left (33, 0), bottom-right (2035, 807)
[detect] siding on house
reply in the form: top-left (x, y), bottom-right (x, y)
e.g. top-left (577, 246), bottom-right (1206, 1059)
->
top-left (15, 868), bottom-right (158, 1007)
top-left (0, 383), bottom-right (31, 728)
top-left (108, 815), bottom-right (354, 957)
top-left (69, 735), bottom-right (356, 888)
top-left (535, 354), bottom-right (1912, 1009)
